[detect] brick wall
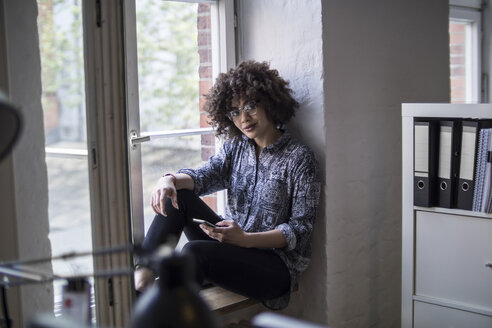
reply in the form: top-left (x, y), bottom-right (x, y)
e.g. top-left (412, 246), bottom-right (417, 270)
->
top-left (450, 21), bottom-right (467, 103)
top-left (198, 4), bottom-right (217, 211)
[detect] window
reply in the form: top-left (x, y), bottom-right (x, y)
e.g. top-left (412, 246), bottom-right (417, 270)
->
top-left (35, 0), bottom-right (235, 325)
top-left (449, 6), bottom-right (482, 103)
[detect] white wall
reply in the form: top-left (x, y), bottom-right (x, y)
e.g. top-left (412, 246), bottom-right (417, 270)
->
top-left (237, 0), bottom-right (450, 327)
top-left (236, 0), bottom-right (327, 323)
top-left (484, 0), bottom-right (492, 102)
top-left (322, 1), bottom-right (449, 327)
top-left (1, 0), bottom-right (52, 325)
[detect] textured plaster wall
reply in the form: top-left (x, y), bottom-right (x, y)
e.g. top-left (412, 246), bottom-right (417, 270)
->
top-left (485, 0), bottom-right (492, 102)
top-left (2, 0), bottom-right (53, 324)
top-left (237, 0), bottom-right (327, 324)
top-left (322, 1), bottom-right (449, 327)
top-left (238, 0), bottom-right (450, 327)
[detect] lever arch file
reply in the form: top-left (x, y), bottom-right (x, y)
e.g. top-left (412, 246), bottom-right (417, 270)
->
top-left (457, 121), bottom-right (478, 210)
top-left (472, 129), bottom-right (488, 211)
top-left (437, 120), bottom-right (461, 208)
top-left (472, 128), bottom-right (492, 212)
top-left (481, 144), bottom-right (492, 212)
top-left (457, 121), bottom-right (492, 210)
top-left (414, 120), bottom-right (439, 207)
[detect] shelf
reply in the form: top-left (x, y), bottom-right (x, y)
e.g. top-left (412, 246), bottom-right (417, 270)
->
top-left (402, 104), bottom-right (492, 119)
top-left (413, 295), bottom-right (492, 317)
top-left (414, 206), bottom-right (492, 220)
top-left (402, 104), bottom-right (492, 327)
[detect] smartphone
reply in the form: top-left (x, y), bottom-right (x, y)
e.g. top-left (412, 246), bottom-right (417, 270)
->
top-left (192, 218), bottom-right (217, 227)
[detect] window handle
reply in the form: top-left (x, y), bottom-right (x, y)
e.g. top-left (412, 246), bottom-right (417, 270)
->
top-left (130, 130), bottom-right (150, 149)
top-left (130, 127), bottom-right (214, 149)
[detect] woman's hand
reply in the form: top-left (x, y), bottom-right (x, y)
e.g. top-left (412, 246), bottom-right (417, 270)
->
top-left (151, 176), bottom-right (179, 216)
top-left (200, 220), bottom-right (250, 247)
top-left (201, 220), bottom-right (288, 249)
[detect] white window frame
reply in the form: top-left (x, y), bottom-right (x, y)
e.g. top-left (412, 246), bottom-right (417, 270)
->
top-left (449, 5), bottom-right (482, 103)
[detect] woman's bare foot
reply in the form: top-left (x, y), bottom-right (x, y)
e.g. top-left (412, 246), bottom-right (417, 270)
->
top-left (134, 267), bottom-right (157, 292)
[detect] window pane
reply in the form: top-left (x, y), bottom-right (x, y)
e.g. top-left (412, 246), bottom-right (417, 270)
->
top-left (141, 133), bottom-right (217, 234)
top-left (37, 0), bottom-right (94, 320)
top-left (136, 0), bottom-right (207, 131)
top-left (136, 0), bottom-right (219, 232)
top-left (450, 21), bottom-right (467, 103)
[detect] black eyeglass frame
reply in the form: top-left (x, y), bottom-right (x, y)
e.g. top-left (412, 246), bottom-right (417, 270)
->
top-left (226, 101), bottom-right (259, 121)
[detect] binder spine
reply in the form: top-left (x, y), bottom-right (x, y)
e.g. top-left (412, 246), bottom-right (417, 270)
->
top-left (456, 121), bottom-right (479, 210)
top-left (437, 120), bottom-right (462, 208)
top-left (414, 120), bottom-right (438, 207)
top-left (414, 118), bottom-right (492, 212)
top-left (451, 120), bottom-right (462, 208)
top-left (473, 129), bottom-right (490, 211)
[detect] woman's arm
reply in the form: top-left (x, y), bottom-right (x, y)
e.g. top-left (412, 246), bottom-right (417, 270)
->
top-left (200, 220), bottom-right (287, 249)
top-left (151, 173), bottom-right (194, 216)
top-left (242, 229), bottom-right (287, 248)
top-left (173, 173), bottom-right (195, 190)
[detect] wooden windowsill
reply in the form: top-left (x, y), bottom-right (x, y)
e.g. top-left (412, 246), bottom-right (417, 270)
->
top-left (200, 284), bottom-right (299, 315)
top-left (200, 286), bottom-right (259, 315)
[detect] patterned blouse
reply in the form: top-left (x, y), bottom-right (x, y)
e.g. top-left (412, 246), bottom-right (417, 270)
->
top-left (178, 131), bottom-right (321, 309)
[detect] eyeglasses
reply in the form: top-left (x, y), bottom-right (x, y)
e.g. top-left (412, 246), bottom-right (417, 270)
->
top-left (227, 101), bottom-right (258, 121)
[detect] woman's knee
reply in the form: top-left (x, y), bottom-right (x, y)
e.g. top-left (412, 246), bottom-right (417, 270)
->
top-left (181, 240), bottom-right (204, 258)
top-left (181, 240), bottom-right (210, 283)
top-left (181, 240), bottom-right (217, 267)
top-left (176, 189), bottom-right (197, 202)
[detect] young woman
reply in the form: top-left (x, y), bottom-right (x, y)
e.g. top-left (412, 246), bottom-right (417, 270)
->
top-left (134, 60), bottom-right (320, 310)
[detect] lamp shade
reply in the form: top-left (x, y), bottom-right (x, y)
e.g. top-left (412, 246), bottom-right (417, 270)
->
top-left (130, 252), bottom-right (219, 328)
top-left (0, 90), bottom-right (22, 161)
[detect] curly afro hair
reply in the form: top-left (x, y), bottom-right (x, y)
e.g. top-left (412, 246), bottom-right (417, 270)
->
top-left (204, 60), bottom-right (299, 140)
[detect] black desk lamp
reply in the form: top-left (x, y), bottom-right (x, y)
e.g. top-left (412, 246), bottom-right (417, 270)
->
top-left (0, 90), bottom-right (22, 162)
top-left (130, 248), bottom-right (219, 328)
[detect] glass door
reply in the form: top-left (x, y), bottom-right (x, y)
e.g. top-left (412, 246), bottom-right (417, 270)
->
top-left (126, 0), bottom-right (235, 246)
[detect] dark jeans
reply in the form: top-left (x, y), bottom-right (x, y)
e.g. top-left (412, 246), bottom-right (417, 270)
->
top-left (140, 189), bottom-right (291, 301)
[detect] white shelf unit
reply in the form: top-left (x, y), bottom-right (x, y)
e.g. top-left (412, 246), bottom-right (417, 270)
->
top-left (402, 103), bottom-right (492, 328)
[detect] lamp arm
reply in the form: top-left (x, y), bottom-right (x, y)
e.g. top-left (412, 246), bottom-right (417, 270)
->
top-left (0, 243), bottom-right (139, 268)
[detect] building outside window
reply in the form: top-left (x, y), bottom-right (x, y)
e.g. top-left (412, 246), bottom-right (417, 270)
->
top-left (449, 4), bottom-right (482, 103)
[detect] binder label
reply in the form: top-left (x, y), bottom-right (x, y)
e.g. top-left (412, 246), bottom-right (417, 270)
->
top-left (415, 125), bottom-right (429, 173)
top-left (460, 126), bottom-right (477, 180)
top-left (438, 126), bottom-right (453, 179)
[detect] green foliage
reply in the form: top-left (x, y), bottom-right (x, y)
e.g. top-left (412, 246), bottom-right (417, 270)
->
top-left (136, 1), bottom-right (200, 131)
top-left (38, 0), bottom-right (200, 136)
top-left (38, 0), bottom-right (85, 141)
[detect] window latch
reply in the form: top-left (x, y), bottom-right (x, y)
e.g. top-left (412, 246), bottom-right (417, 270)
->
top-left (130, 130), bottom-right (150, 149)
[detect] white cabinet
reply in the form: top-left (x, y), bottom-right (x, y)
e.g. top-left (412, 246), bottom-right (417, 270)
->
top-left (415, 211), bottom-right (492, 309)
top-left (413, 302), bottom-right (492, 328)
top-left (402, 104), bottom-right (492, 328)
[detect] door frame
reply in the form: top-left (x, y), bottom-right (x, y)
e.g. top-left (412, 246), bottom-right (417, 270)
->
top-left (83, 1), bottom-right (133, 326)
